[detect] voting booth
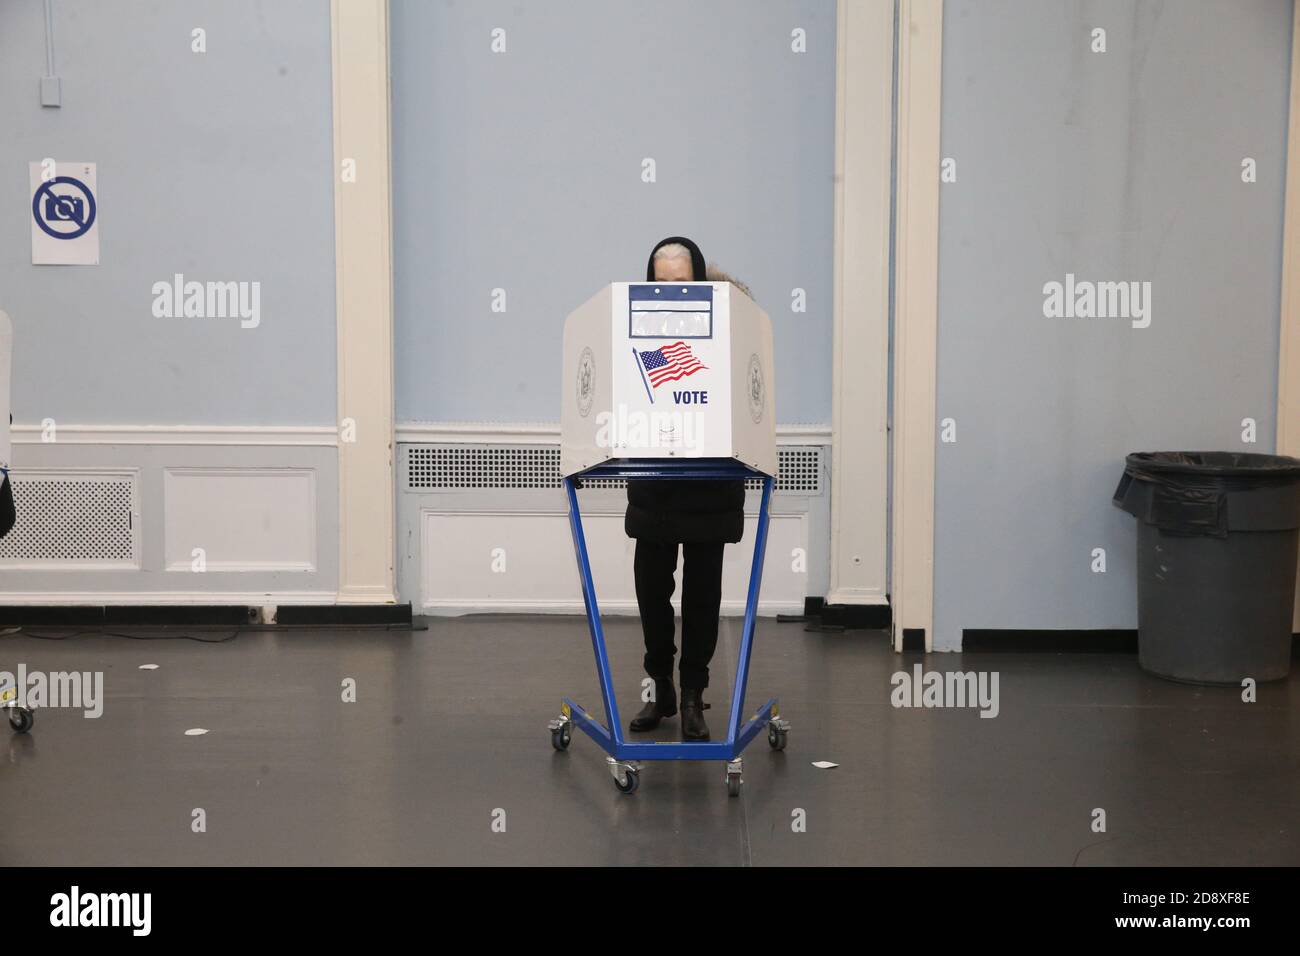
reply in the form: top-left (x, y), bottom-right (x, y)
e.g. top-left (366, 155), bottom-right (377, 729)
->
top-left (0, 310), bottom-right (33, 734)
top-left (550, 282), bottom-right (787, 797)
top-left (561, 281), bottom-right (776, 477)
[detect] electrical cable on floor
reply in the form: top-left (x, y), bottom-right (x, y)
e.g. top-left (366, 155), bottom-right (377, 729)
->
top-left (0, 621), bottom-right (426, 642)
top-left (3, 627), bottom-right (243, 643)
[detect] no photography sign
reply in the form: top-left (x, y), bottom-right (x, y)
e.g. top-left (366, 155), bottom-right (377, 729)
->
top-left (30, 160), bottom-right (99, 265)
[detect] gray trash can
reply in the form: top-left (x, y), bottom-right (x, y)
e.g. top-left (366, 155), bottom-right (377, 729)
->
top-left (1112, 451), bottom-right (1300, 684)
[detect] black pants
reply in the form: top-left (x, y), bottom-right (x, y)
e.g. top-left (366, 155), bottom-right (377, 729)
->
top-left (633, 538), bottom-right (725, 690)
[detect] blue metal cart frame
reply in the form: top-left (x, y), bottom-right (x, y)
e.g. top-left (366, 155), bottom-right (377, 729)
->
top-left (549, 457), bottom-right (789, 796)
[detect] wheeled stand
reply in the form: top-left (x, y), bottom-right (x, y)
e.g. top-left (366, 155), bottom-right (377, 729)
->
top-left (549, 459), bottom-right (789, 796)
top-left (2, 689), bottom-right (33, 734)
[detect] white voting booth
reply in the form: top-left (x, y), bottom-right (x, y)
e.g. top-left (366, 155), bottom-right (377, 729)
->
top-left (550, 281), bottom-right (787, 798)
top-left (0, 310), bottom-right (34, 734)
top-left (561, 282), bottom-right (776, 478)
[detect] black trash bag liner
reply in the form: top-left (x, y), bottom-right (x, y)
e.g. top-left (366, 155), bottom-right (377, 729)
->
top-left (1124, 451), bottom-right (1300, 481)
top-left (1112, 451), bottom-right (1300, 537)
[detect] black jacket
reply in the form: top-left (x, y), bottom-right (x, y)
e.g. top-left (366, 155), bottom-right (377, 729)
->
top-left (624, 237), bottom-right (746, 544)
top-left (1, 412), bottom-right (11, 539)
top-left (625, 476), bottom-right (745, 543)
top-left (0, 473), bottom-right (12, 539)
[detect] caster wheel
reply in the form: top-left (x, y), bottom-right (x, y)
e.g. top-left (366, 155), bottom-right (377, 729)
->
top-left (550, 724), bottom-right (572, 751)
top-left (767, 728), bottom-right (787, 751)
top-left (726, 773), bottom-right (742, 797)
top-left (8, 707), bottom-right (33, 734)
top-left (614, 767), bottom-right (640, 794)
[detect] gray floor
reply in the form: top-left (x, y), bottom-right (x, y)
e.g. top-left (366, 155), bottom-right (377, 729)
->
top-left (1, 615), bottom-right (1297, 866)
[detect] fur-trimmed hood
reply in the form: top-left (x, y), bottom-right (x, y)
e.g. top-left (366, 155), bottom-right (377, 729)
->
top-left (644, 236), bottom-right (752, 299)
top-left (705, 264), bottom-right (753, 299)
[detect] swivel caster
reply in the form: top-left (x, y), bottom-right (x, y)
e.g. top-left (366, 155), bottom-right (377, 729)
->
top-left (7, 706), bottom-right (33, 735)
top-left (767, 717), bottom-right (790, 751)
top-left (725, 758), bottom-right (743, 797)
top-left (607, 757), bottom-right (641, 794)
top-left (547, 714), bottom-right (572, 751)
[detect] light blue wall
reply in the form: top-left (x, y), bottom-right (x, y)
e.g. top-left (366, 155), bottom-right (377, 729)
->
top-left (390, 0), bottom-right (837, 425)
top-left (0, 0), bottom-right (337, 426)
top-left (933, 0), bottom-right (1292, 648)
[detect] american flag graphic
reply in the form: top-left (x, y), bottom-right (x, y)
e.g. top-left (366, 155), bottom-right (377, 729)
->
top-left (638, 341), bottom-right (708, 388)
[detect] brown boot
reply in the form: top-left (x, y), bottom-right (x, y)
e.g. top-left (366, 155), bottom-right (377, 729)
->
top-left (680, 687), bottom-right (710, 741)
top-left (629, 678), bottom-right (677, 732)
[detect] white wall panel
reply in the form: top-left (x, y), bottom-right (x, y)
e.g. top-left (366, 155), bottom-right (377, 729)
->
top-left (421, 510), bottom-right (807, 615)
top-left (164, 468), bottom-right (317, 572)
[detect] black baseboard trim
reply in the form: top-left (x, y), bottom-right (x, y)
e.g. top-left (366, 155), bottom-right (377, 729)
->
top-left (821, 603), bottom-right (891, 629)
top-left (787, 597), bottom-right (890, 630)
top-left (962, 629), bottom-right (1300, 655)
top-left (275, 604), bottom-right (412, 626)
top-left (0, 605), bottom-right (253, 627)
top-left (802, 596), bottom-right (826, 617)
top-left (0, 603), bottom-right (412, 628)
top-left (962, 629), bottom-right (1139, 652)
top-left (901, 628), bottom-right (926, 652)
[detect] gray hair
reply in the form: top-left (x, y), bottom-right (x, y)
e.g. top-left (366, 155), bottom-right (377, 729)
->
top-left (652, 242), bottom-right (693, 263)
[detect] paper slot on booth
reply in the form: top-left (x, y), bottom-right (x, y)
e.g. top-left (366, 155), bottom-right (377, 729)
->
top-left (561, 282), bottom-right (776, 478)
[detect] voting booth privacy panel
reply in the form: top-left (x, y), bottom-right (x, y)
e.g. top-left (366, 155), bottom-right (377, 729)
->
top-left (0, 311), bottom-right (31, 734)
top-left (0, 311), bottom-right (10, 480)
top-left (552, 283), bottom-right (787, 796)
top-left (561, 282), bottom-right (776, 478)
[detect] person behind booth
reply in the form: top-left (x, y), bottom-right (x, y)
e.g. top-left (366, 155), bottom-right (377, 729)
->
top-left (625, 236), bottom-right (750, 741)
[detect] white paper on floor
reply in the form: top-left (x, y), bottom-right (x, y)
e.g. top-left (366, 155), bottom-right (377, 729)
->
top-left (184, 728), bottom-right (209, 736)
top-left (138, 664), bottom-right (159, 670)
top-left (812, 760), bottom-right (839, 769)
